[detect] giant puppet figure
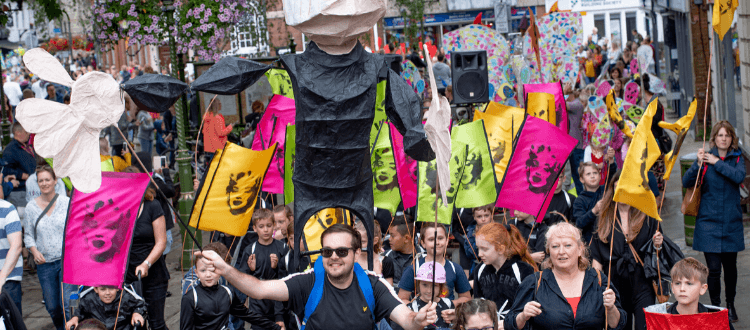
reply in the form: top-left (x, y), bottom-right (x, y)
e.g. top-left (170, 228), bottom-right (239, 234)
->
top-left (281, 0), bottom-right (435, 268)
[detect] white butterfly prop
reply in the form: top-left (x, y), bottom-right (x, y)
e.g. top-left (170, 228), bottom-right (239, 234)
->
top-left (16, 48), bottom-right (125, 193)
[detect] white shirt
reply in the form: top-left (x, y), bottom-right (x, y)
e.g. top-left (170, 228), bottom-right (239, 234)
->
top-left (23, 195), bottom-right (70, 263)
top-left (31, 80), bottom-right (47, 99)
top-left (3, 82), bottom-right (22, 106)
top-left (25, 172), bottom-right (67, 204)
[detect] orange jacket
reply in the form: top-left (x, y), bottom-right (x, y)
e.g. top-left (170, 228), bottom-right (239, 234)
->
top-left (202, 112), bottom-right (233, 153)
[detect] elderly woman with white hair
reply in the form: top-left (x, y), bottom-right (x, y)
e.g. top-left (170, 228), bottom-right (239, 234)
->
top-left (504, 222), bottom-right (626, 330)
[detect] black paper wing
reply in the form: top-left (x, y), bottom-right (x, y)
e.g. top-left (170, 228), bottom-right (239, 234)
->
top-left (122, 74), bottom-right (188, 113)
top-left (191, 57), bottom-right (272, 95)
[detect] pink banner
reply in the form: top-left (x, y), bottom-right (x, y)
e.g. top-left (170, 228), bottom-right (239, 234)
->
top-left (496, 116), bottom-right (577, 220)
top-left (63, 172), bottom-right (151, 288)
top-left (523, 82), bottom-right (568, 133)
top-left (251, 94), bottom-right (296, 194)
top-left (389, 123), bottom-right (418, 209)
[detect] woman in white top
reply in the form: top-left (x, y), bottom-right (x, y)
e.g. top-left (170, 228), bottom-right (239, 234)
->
top-left (23, 165), bottom-right (75, 330)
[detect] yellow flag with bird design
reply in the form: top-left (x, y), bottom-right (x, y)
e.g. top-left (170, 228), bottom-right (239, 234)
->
top-left (659, 99), bottom-right (698, 181)
top-left (614, 99), bottom-right (662, 220)
top-left (606, 90), bottom-right (633, 139)
top-left (190, 142), bottom-right (277, 236)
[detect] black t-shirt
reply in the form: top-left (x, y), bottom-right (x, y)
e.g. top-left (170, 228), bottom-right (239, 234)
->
top-left (283, 270), bottom-right (402, 330)
top-left (511, 218), bottom-right (548, 254)
top-left (238, 239), bottom-right (288, 280)
top-left (127, 200), bottom-right (169, 284)
top-left (384, 250), bottom-right (414, 287)
top-left (381, 255), bottom-right (395, 281)
top-left (543, 191), bottom-right (575, 226)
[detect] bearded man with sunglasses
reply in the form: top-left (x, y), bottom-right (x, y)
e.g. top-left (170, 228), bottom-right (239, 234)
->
top-left (198, 224), bottom-right (438, 330)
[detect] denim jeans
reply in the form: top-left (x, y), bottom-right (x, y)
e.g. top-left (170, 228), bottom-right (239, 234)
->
top-left (569, 148), bottom-right (585, 195)
top-left (163, 229), bottom-right (173, 255)
top-left (139, 138), bottom-right (153, 155)
top-left (37, 259), bottom-right (77, 330)
top-left (3, 280), bottom-right (21, 315)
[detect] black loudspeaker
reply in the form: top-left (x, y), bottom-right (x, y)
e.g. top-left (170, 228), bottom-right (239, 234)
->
top-left (384, 54), bottom-right (403, 76)
top-left (450, 50), bottom-right (489, 104)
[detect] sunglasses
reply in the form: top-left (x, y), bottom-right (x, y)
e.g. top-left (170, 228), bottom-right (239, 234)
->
top-left (321, 247), bottom-right (355, 258)
top-left (464, 327), bottom-right (494, 330)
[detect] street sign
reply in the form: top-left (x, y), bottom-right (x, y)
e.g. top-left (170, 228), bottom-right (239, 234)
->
top-left (495, 2), bottom-right (509, 33)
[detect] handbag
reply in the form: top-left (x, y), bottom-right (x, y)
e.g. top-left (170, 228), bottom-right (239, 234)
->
top-left (681, 165), bottom-right (704, 216)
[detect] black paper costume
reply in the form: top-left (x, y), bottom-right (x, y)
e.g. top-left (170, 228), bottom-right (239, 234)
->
top-left (280, 41), bottom-right (434, 269)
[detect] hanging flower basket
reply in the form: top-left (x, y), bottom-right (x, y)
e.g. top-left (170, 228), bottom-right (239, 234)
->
top-left (92, 0), bottom-right (165, 51)
top-left (173, 0), bottom-right (255, 62)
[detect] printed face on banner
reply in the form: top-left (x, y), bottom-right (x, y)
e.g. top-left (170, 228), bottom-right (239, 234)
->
top-left (373, 147), bottom-right (398, 192)
top-left (81, 199), bottom-right (131, 263)
top-left (226, 171), bottom-right (263, 215)
top-left (461, 153), bottom-right (484, 189)
top-left (525, 144), bottom-right (563, 194)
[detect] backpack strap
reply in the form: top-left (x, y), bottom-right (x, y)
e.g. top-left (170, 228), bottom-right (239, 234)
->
top-left (192, 287), bottom-right (198, 306)
top-left (441, 297), bottom-right (453, 308)
top-left (34, 193), bottom-right (59, 241)
top-left (477, 263), bottom-right (487, 280)
top-left (511, 263), bottom-right (522, 284)
top-left (447, 260), bottom-right (456, 274)
top-left (251, 242), bottom-right (257, 255)
top-left (563, 191), bottom-right (571, 208)
top-left (302, 258), bottom-right (375, 330)
top-left (411, 300), bottom-right (419, 312)
top-left (221, 285), bottom-right (233, 304)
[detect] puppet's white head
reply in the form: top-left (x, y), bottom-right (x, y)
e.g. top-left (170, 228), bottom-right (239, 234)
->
top-left (283, 0), bottom-right (386, 55)
top-left (15, 48), bottom-right (124, 193)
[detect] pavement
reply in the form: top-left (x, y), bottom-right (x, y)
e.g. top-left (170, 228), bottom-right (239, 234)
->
top-left (20, 109), bottom-right (750, 330)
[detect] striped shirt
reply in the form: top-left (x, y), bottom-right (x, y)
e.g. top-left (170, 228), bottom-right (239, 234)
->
top-left (0, 200), bottom-right (23, 281)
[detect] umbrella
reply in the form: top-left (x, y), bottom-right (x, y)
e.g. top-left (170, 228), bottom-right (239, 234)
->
top-left (191, 56), bottom-right (272, 95)
top-left (523, 12), bottom-right (583, 85)
top-left (121, 74), bottom-right (188, 113)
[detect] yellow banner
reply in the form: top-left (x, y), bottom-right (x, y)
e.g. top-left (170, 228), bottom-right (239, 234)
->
top-left (304, 208), bottom-right (352, 263)
top-left (659, 99), bottom-right (698, 181)
top-left (713, 0), bottom-right (738, 41)
top-left (190, 142), bottom-right (277, 236)
top-left (526, 92), bottom-right (556, 126)
top-left (474, 102), bottom-right (525, 185)
top-left (614, 99), bottom-right (661, 220)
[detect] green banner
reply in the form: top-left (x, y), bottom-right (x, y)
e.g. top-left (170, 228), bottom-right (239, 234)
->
top-left (372, 124), bottom-right (401, 214)
top-left (416, 142), bottom-right (466, 225)
top-left (370, 80), bottom-right (388, 146)
top-left (266, 68), bottom-right (295, 99)
top-left (452, 120), bottom-right (498, 208)
top-left (284, 124), bottom-right (296, 205)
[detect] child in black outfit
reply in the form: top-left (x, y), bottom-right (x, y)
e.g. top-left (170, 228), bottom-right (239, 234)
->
top-left (511, 210), bottom-right (548, 265)
top-left (180, 242), bottom-right (281, 330)
top-left (237, 209), bottom-right (288, 330)
top-left (66, 284), bottom-right (146, 330)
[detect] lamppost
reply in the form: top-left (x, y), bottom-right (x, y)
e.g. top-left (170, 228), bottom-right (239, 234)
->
top-left (162, 0), bottom-right (200, 269)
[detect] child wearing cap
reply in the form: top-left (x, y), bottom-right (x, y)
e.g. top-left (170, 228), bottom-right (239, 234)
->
top-left (393, 262), bottom-right (454, 330)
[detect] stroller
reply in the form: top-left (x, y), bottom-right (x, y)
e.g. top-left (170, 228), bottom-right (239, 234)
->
top-left (69, 274), bottom-right (148, 330)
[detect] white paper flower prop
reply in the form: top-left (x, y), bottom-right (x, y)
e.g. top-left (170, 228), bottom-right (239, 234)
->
top-left (15, 48), bottom-right (124, 193)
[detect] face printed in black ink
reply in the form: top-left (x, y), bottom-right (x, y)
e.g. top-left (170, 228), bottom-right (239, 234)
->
top-left (226, 171), bottom-right (262, 215)
top-left (525, 144), bottom-right (561, 194)
top-left (373, 147), bottom-right (398, 192)
top-left (82, 199), bottom-right (131, 263)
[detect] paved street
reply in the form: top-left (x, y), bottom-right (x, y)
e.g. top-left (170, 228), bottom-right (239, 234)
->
top-left (19, 109), bottom-right (750, 330)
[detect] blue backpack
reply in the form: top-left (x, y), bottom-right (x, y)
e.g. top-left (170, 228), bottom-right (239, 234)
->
top-left (301, 257), bottom-right (376, 330)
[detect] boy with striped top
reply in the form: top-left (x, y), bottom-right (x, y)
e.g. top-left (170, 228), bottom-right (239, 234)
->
top-left (0, 199), bottom-right (23, 314)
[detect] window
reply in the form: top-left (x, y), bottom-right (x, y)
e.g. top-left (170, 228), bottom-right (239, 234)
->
top-left (594, 14), bottom-right (605, 41)
top-left (625, 12), bottom-right (637, 42)
top-left (229, 1), bottom-right (269, 57)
